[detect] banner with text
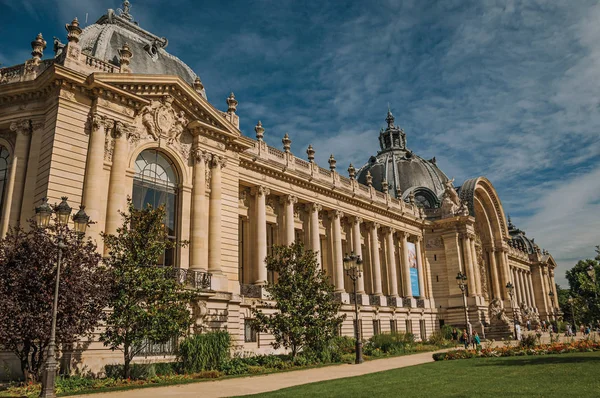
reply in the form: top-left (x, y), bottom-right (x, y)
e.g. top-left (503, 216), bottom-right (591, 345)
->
top-left (407, 241), bottom-right (420, 297)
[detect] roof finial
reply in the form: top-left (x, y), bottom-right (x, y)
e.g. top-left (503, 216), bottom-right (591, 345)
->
top-left (386, 104), bottom-right (394, 128)
top-left (118, 0), bottom-right (134, 22)
top-left (227, 92), bottom-right (238, 114)
top-left (508, 214), bottom-right (514, 228)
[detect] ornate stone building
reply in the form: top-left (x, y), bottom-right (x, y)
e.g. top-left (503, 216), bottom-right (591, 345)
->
top-left (0, 2), bottom-right (558, 374)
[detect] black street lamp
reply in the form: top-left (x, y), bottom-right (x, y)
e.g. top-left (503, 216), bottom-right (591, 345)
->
top-left (506, 282), bottom-right (518, 340)
top-left (36, 197), bottom-right (89, 398)
top-left (343, 251), bottom-right (364, 364)
top-left (456, 271), bottom-right (471, 335)
top-left (568, 296), bottom-right (577, 333)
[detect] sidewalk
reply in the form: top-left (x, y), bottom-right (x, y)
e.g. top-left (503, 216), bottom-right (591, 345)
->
top-left (69, 349), bottom-right (448, 398)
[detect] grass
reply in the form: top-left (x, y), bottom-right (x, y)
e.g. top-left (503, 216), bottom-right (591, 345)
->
top-left (241, 351), bottom-right (600, 398)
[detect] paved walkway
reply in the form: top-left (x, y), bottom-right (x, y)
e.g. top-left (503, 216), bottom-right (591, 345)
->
top-left (69, 350), bottom-right (448, 398)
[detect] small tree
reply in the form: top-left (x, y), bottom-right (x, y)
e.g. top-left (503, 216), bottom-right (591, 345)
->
top-left (252, 243), bottom-right (345, 358)
top-left (0, 222), bottom-right (110, 381)
top-left (100, 199), bottom-right (197, 379)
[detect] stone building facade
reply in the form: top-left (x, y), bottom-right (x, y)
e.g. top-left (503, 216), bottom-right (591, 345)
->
top-left (0, 3), bottom-right (559, 374)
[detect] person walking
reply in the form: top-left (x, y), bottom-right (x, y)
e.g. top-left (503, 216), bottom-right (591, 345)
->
top-left (461, 329), bottom-right (469, 349)
top-left (473, 332), bottom-right (481, 349)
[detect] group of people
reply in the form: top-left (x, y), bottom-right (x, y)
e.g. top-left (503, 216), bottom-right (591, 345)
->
top-left (565, 323), bottom-right (595, 337)
top-left (451, 328), bottom-right (481, 349)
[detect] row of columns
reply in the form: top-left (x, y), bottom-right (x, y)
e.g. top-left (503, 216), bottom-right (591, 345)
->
top-left (246, 186), bottom-right (427, 298)
top-left (510, 266), bottom-right (537, 309)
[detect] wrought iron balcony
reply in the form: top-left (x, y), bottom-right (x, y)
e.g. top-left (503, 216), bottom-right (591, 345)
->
top-left (386, 296), bottom-right (399, 307)
top-left (417, 299), bottom-right (425, 308)
top-left (349, 293), bottom-right (365, 305)
top-left (403, 297), bottom-right (412, 308)
top-left (174, 268), bottom-right (212, 290)
top-left (369, 295), bottom-right (382, 306)
top-left (241, 283), bottom-right (262, 298)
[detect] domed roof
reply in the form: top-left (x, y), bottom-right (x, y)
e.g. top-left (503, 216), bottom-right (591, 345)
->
top-left (79, 2), bottom-right (206, 99)
top-left (356, 109), bottom-right (448, 208)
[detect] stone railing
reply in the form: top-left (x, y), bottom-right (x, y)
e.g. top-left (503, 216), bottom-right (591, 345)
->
top-left (84, 54), bottom-right (120, 73)
top-left (417, 299), bottom-right (425, 308)
top-left (403, 298), bottom-right (412, 308)
top-left (349, 293), bottom-right (365, 306)
top-left (243, 141), bottom-right (422, 220)
top-left (386, 296), bottom-right (399, 307)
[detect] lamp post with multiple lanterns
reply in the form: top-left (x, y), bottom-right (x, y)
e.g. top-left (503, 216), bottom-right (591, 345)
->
top-left (36, 197), bottom-right (89, 398)
top-left (456, 271), bottom-right (471, 335)
top-left (506, 282), bottom-right (518, 340)
top-left (343, 251), bottom-right (364, 365)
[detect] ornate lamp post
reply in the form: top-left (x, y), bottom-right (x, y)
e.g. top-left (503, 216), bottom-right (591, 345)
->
top-left (36, 197), bottom-right (89, 398)
top-left (568, 296), bottom-right (577, 333)
top-left (506, 282), bottom-right (518, 340)
top-left (456, 271), bottom-right (471, 335)
top-left (343, 251), bottom-right (364, 364)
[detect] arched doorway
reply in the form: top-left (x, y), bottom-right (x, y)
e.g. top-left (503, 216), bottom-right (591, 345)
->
top-left (132, 149), bottom-right (179, 267)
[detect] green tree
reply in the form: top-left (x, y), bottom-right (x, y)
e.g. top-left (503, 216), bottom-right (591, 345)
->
top-left (100, 199), bottom-right (197, 379)
top-left (565, 256), bottom-right (599, 325)
top-left (0, 221), bottom-right (110, 381)
top-left (251, 243), bottom-right (345, 358)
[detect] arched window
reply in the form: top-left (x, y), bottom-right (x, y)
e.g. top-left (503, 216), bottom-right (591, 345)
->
top-left (0, 146), bottom-right (10, 219)
top-left (412, 188), bottom-right (439, 209)
top-left (132, 149), bottom-right (178, 267)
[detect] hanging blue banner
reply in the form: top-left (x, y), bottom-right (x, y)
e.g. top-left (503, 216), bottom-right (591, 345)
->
top-left (407, 241), bottom-right (420, 297)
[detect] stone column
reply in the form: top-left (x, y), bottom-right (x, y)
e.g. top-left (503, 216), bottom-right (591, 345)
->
top-left (469, 237), bottom-right (482, 296)
top-left (550, 270), bottom-right (559, 308)
top-left (104, 121), bottom-right (129, 248)
top-left (306, 203), bottom-right (322, 268)
top-left (6, 120), bottom-right (31, 230)
top-left (462, 234), bottom-right (476, 297)
top-left (329, 210), bottom-right (345, 292)
top-left (352, 216), bottom-right (365, 294)
top-left (82, 115), bottom-right (107, 248)
top-left (528, 272), bottom-right (537, 307)
top-left (384, 228), bottom-right (398, 297)
top-left (488, 248), bottom-right (501, 300)
top-left (519, 270), bottom-right (528, 306)
top-left (497, 247), bottom-right (510, 300)
top-left (369, 223), bottom-right (383, 296)
top-left (400, 231), bottom-right (413, 298)
top-left (512, 268), bottom-right (521, 304)
top-left (19, 121), bottom-right (44, 225)
top-left (281, 195), bottom-right (297, 245)
top-left (208, 155), bottom-right (226, 274)
top-left (415, 236), bottom-right (425, 298)
top-left (252, 186), bottom-right (269, 285)
top-left (190, 148), bottom-right (208, 270)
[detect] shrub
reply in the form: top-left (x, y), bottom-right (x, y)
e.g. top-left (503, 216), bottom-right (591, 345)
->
top-left (219, 358), bottom-right (248, 375)
top-left (365, 332), bottom-right (415, 355)
top-left (178, 331), bottom-right (231, 373)
top-left (427, 331), bottom-right (449, 346)
top-left (520, 334), bottom-right (538, 349)
top-left (340, 353), bottom-right (356, 364)
top-left (104, 363), bottom-right (165, 380)
top-left (440, 324), bottom-right (455, 340)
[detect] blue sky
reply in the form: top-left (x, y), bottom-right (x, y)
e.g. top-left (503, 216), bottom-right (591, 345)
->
top-left (1, 0), bottom-right (599, 285)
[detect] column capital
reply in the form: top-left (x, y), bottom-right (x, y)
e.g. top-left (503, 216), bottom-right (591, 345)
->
top-left (110, 120), bottom-right (129, 139)
top-left (382, 226), bottom-right (396, 235)
top-left (397, 230), bottom-right (409, 239)
top-left (351, 216), bottom-right (363, 225)
top-left (327, 209), bottom-right (344, 220)
top-left (88, 114), bottom-right (106, 134)
top-left (305, 202), bottom-right (322, 213)
top-left (192, 148), bottom-right (210, 164)
top-left (279, 194), bottom-right (298, 205)
top-left (209, 154), bottom-right (227, 169)
top-left (250, 185), bottom-right (270, 197)
top-left (10, 119), bottom-right (32, 136)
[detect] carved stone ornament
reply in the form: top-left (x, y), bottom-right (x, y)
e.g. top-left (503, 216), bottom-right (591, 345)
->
top-left (425, 237), bottom-right (443, 249)
top-left (488, 298), bottom-right (510, 327)
top-left (441, 178), bottom-right (470, 219)
top-left (135, 95), bottom-right (188, 143)
top-left (191, 300), bottom-right (208, 334)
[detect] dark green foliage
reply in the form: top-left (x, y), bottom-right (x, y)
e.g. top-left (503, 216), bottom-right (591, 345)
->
top-left (0, 221), bottom-right (111, 381)
top-left (440, 324), bottom-right (454, 340)
top-left (177, 331), bottom-right (231, 373)
top-left (364, 332), bottom-right (415, 356)
top-left (520, 334), bottom-right (538, 349)
top-left (104, 362), bottom-right (179, 380)
top-left (563, 255), bottom-right (600, 325)
top-left (100, 199), bottom-right (198, 379)
top-left (251, 243), bottom-right (345, 358)
top-left (219, 358), bottom-right (249, 375)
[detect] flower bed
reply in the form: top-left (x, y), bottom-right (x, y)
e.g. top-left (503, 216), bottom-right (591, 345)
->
top-left (432, 339), bottom-right (600, 361)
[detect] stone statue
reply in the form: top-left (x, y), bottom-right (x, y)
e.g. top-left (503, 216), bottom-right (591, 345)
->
top-left (488, 298), bottom-right (510, 326)
top-left (136, 95), bottom-right (188, 143)
top-left (441, 178), bottom-right (469, 218)
top-left (191, 300), bottom-right (208, 333)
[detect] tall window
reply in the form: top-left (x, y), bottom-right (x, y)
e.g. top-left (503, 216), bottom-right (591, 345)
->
top-left (132, 149), bottom-right (178, 267)
top-left (0, 146), bottom-right (9, 220)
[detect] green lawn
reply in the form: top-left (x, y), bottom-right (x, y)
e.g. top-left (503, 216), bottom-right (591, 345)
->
top-left (241, 351), bottom-right (600, 398)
